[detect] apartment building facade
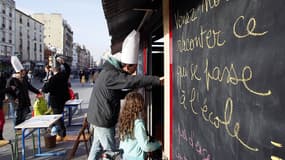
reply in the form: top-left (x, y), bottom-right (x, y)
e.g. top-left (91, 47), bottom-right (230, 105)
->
top-left (32, 13), bottom-right (73, 64)
top-left (0, 0), bottom-right (15, 72)
top-left (15, 9), bottom-right (44, 71)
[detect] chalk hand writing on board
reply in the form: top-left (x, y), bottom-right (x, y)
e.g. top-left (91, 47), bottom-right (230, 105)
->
top-left (178, 89), bottom-right (199, 114)
top-left (179, 89), bottom-right (187, 110)
top-left (204, 58), bottom-right (271, 96)
top-left (188, 88), bottom-right (259, 152)
top-left (233, 16), bottom-right (268, 39)
top-left (177, 124), bottom-right (211, 160)
top-left (191, 64), bottom-right (202, 81)
top-left (177, 66), bottom-right (188, 89)
top-left (174, 8), bottom-right (198, 29)
top-left (270, 141), bottom-right (284, 160)
top-left (271, 155), bottom-right (283, 160)
top-left (176, 26), bottom-right (226, 53)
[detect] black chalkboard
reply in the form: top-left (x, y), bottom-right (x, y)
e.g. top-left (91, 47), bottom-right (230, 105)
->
top-left (172, 0), bottom-right (285, 159)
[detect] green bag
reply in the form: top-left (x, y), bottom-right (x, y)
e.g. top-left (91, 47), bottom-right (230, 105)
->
top-left (33, 97), bottom-right (51, 116)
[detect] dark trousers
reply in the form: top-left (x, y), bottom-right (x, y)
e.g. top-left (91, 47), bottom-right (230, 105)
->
top-left (15, 107), bottom-right (30, 125)
top-left (52, 107), bottom-right (66, 137)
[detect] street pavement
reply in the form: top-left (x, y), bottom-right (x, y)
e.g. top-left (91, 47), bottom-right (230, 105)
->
top-left (0, 77), bottom-right (94, 160)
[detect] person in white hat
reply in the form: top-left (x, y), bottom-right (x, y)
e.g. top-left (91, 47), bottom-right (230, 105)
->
top-left (87, 30), bottom-right (164, 160)
top-left (6, 56), bottom-right (40, 125)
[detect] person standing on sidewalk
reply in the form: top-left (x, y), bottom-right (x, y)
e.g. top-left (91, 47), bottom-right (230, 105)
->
top-left (0, 72), bottom-right (16, 140)
top-left (6, 56), bottom-right (41, 126)
top-left (87, 30), bottom-right (164, 160)
top-left (42, 65), bottom-right (53, 106)
top-left (6, 70), bottom-right (40, 125)
top-left (42, 56), bottom-right (70, 141)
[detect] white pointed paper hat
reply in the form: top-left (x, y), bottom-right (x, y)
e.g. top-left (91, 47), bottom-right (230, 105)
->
top-left (121, 30), bottom-right (140, 64)
top-left (11, 56), bottom-right (24, 72)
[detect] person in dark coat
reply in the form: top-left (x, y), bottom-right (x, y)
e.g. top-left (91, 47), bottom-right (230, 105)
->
top-left (79, 69), bottom-right (85, 85)
top-left (42, 57), bottom-right (70, 140)
top-left (87, 30), bottom-right (164, 160)
top-left (6, 70), bottom-right (40, 125)
top-left (0, 72), bottom-right (15, 140)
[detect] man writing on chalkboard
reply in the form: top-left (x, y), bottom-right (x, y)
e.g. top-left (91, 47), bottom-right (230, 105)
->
top-left (87, 30), bottom-right (164, 160)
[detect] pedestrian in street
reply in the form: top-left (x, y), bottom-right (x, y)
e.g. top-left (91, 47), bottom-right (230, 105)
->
top-left (87, 29), bottom-right (164, 160)
top-left (7, 56), bottom-right (41, 126)
top-left (42, 56), bottom-right (71, 141)
top-left (43, 65), bottom-right (53, 83)
top-left (42, 65), bottom-right (53, 106)
top-left (79, 69), bottom-right (85, 86)
top-left (27, 70), bottom-right (33, 83)
top-left (0, 72), bottom-right (16, 140)
top-left (6, 70), bottom-right (40, 125)
top-left (118, 92), bottom-right (162, 160)
top-left (68, 82), bottom-right (75, 100)
top-left (84, 69), bottom-right (90, 85)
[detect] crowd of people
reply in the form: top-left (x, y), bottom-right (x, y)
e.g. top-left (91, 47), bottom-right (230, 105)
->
top-left (0, 55), bottom-right (71, 142)
top-left (0, 29), bottom-right (164, 160)
top-left (79, 68), bottom-right (100, 86)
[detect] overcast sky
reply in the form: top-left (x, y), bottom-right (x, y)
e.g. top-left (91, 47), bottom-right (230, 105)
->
top-left (15, 0), bottom-right (111, 61)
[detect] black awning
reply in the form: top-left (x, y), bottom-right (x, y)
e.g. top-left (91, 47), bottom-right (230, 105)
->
top-left (102, 0), bottom-right (163, 54)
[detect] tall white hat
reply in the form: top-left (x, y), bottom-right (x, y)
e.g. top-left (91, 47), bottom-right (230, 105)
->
top-left (11, 56), bottom-right (24, 72)
top-left (121, 30), bottom-right (140, 64)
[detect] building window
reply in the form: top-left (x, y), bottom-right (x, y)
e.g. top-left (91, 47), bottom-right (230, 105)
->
top-left (27, 41), bottom-right (30, 50)
top-left (19, 26), bottom-right (22, 36)
top-left (9, 8), bottom-right (12, 17)
top-left (9, 20), bottom-right (12, 30)
top-left (9, 33), bottom-right (12, 43)
top-left (2, 17), bottom-right (5, 29)
top-left (2, 31), bottom-right (5, 42)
